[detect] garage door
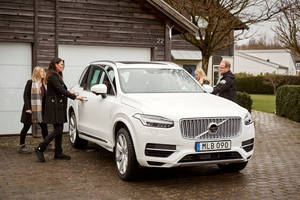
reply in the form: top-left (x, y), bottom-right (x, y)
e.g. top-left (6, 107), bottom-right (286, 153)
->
top-left (58, 45), bottom-right (151, 131)
top-left (0, 43), bottom-right (32, 135)
top-left (58, 45), bottom-right (151, 88)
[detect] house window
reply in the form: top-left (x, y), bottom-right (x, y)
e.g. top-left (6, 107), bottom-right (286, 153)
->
top-left (183, 65), bottom-right (196, 77)
top-left (213, 65), bottom-right (220, 86)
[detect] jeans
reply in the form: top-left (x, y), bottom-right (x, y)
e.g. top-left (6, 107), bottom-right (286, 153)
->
top-left (38, 123), bottom-right (63, 154)
top-left (19, 123), bottom-right (48, 145)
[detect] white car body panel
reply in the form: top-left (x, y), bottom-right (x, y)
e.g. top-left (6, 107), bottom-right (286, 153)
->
top-left (67, 61), bottom-right (255, 168)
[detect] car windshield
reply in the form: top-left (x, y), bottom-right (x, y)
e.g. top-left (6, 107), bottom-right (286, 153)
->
top-left (118, 68), bottom-right (204, 93)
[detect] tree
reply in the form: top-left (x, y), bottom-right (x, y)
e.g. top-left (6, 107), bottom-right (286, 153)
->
top-left (165, 0), bottom-right (284, 74)
top-left (273, 0), bottom-right (300, 56)
top-left (236, 35), bottom-right (284, 50)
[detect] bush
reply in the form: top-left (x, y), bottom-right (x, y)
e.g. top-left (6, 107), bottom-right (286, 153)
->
top-left (237, 91), bottom-right (252, 113)
top-left (276, 85), bottom-right (300, 122)
top-left (236, 75), bottom-right (300, 94)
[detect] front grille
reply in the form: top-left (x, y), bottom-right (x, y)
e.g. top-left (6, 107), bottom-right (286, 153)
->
top-left (180, 117), bottom-right (241, 140)
top-left (178, 152), bottom-right (242, 163)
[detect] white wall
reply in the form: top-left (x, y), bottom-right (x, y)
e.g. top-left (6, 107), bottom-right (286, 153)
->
top-left (234, 53), bottom-right (279, 75)
top-left (240, 50), bottom-right (296, 75)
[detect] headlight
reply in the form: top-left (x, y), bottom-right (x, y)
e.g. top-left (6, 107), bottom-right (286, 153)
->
top-left (244, 112), bottom-right (253, 125)
top-left (133, 113), bottom-right (174, 128)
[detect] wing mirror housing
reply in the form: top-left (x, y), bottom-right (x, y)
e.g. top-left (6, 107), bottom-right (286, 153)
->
top-left (202, 84), bottom-right (213, 93)
top-left (91, 84), bottom-right (107, 98)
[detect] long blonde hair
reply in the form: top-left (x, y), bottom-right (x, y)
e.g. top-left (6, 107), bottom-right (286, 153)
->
top-left (195, 68), bottom-right (210, 85)
top-left (32, 66), bottom-right (45, 84)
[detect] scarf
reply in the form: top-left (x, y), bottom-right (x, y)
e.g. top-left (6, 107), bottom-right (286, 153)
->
top-left (31, 80), bottom-right (43, 123)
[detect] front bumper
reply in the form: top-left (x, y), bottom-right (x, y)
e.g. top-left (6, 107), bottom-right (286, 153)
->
top-left (132, 120), bottom-right (255, 168)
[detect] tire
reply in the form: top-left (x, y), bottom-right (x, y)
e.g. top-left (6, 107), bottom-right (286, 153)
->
top-left (115, 128), bottom-right (138, 181)
top-left (218, 161), bottom-right (248, 172)
top-left (69, 112), bottom-right (88, 149)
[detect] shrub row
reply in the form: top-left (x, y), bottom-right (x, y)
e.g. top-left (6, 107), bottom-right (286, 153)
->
top-left (237, 91), bottom-right (252, 113)
top-left (276, 85), bottom-right (300, 122)
top-left (235, 74), bottom-right (300, 94)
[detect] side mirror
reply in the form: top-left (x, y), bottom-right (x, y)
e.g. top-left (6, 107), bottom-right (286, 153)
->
top-left (202, 84), bottom-right (213, 93)
top-left (91, 84), bottom-right (107, 98)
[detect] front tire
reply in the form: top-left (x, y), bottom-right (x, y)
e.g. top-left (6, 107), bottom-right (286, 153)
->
top-left (218, 161), bottom-right (248, 172)
top-left (69, 112), bottom-right (88, 149)
top-left (115, 128), bottom-right (138, 181)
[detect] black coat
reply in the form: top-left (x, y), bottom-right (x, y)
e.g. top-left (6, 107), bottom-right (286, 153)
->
top-left (212, 70), bottom-right (237, 102)
top-left (44, 72), bottom-right (76, 124)
top-left (20, 80), bottom-right (46, 124)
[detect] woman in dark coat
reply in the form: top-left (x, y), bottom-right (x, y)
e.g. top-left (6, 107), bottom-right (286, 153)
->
top-left (34, 58), bottom-right (83, 162)
top-left (19, 66), bottom-right (48, 154)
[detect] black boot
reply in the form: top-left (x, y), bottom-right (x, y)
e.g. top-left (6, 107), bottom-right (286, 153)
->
top-left (54, 153), bottom-right (71, 160)
top-left (34, 147), bottom-right (45, 162)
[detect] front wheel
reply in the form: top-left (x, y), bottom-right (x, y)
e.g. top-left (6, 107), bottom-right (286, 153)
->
top-left (115, 128), bottom-right (138, 181)
top-left (69, 112), bottom-right (88, 149)
top-left (218, 161), bottom-right (248, 172)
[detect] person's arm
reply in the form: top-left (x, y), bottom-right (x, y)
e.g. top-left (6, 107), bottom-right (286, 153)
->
top-left (212, 77), bottom-right (234, 95)
top-left (23, 80), bottom-right (32, 111)
top-left (48, 74), bottom-right (77, 100)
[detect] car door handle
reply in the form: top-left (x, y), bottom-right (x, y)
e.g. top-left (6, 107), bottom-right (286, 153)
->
top-left (82, 97), bottom-right (88, 102)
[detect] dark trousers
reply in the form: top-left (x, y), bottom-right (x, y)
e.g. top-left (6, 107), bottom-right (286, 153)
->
top-left (38, 123), bottom-right (63, 154)
top-left (20, 123), bottom-right (48, 145)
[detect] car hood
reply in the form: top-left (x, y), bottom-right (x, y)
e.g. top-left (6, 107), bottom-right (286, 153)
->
top-left (121, 93), bottom-right (247, 121)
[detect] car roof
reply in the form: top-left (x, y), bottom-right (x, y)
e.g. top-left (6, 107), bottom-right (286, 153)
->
top-left (89, 60), bottom-right (182, 69)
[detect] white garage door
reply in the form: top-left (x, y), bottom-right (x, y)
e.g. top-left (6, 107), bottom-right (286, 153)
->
top-left (59, 45), bottom-right (151, 88)
top-left (0, 43), bottom-right (32, 135)
top-left (58, 44), bottom-right (151, 131)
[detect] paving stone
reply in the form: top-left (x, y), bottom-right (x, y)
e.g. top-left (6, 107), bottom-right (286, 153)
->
top-left (0, 111), bottom-right (299, 200)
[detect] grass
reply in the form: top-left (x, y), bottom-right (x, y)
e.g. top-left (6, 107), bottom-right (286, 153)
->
top-left (250, 94), bottom-right (276, 113)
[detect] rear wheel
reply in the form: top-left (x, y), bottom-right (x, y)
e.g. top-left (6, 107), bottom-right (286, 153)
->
top-left (218, 161), bottom-right (248, 172)
top-left (115, 128), bottom-right (138, 181)
top-left (69, 112), bottom-right (88, 149)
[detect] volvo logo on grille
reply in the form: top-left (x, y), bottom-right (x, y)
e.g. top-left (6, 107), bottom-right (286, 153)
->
top-left (208, 123), bottom-right (218, 135)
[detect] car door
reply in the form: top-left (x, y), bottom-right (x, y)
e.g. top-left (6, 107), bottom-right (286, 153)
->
top-left (77, 65), bottom-right (117, 143)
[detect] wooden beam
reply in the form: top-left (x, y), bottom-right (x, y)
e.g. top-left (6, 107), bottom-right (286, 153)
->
top-left (32, 0), bottom-right (39, 138)
top-left (55, 0), bottom-right (59, 57)
top-left (164, 23), bottom-right (171, 61)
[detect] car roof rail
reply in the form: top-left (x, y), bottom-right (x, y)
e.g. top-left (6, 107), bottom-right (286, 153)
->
top-left (90, 60), bottom-right (117, 65)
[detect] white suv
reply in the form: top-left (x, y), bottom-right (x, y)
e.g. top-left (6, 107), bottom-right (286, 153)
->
top-left (67, 61), bottom-right (255, 180)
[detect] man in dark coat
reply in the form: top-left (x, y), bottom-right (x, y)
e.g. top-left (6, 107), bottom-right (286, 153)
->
top-left (212, 60), bottom-right (237, 102)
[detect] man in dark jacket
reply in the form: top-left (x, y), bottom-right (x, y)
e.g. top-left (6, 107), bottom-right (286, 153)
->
top-left (212, 60), bottom-right (237, 102)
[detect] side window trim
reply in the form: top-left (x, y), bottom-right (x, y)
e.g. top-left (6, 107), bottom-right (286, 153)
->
top-left (104, 66), bottom-right (117, 96)
top-left (79, 66), bottom-right (91, 89)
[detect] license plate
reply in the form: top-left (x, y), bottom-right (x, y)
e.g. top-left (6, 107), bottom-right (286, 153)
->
top-left (195, 140), bottom-right (231, 152)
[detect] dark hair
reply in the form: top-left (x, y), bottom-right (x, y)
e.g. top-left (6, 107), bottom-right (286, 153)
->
top-left (45, 58), bottom-right (64, 83)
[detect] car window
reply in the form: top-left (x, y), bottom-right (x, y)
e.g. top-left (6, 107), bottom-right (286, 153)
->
top-left (80, 66), bottom-right (91, 90)
top-left (118, 68), bottom-right (203, 93)
top-left (86, 66), bottom-right (104, 91)
top-left (99, 69), bottom-right (115, 95)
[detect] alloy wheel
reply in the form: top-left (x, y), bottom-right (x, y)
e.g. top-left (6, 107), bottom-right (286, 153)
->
top-left (69, 114), bottom-right (77, 144)
top-left (116, 134), bottom-right (128, 175)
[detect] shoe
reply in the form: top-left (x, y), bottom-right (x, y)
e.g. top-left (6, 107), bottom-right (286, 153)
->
top-left (34, 147), bottom-right (45, 162)
top-left (18, 144), bottom-right (32, 154)
top-left (54, 153), bottom-right (71, 160)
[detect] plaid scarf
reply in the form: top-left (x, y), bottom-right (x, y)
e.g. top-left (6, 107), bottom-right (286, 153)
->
top-left (31, 80), bottom-right (43, 123)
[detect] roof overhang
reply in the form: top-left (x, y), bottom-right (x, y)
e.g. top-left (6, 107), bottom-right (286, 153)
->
top-left (144, 0), bottom-right (199, 34)
top-left (171, 50), bottom-right (202, 60)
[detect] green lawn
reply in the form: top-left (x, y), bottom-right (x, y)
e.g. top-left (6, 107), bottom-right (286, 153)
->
top-left (250, 94), bottom-right (276, 113)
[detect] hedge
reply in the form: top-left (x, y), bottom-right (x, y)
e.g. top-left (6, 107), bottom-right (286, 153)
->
top-left (235, 75), bottom-right (300, 94)
top-left (237, 91), bottom-right (252, 113)
top-left (276, 85), bottom-right (300, 122)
